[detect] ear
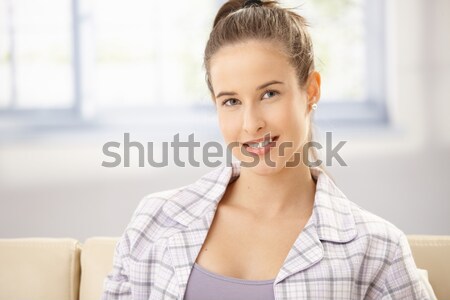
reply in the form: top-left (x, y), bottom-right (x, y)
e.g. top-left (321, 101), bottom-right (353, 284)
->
top-left (306, 71), bottom-right (321, 108)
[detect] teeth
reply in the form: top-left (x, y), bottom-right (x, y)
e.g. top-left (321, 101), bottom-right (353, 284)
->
top-left (248, 138), bottom-right (274, 149)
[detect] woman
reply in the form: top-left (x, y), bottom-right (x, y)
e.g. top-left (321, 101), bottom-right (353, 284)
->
top-left (102, 1), bottom-right (428, 299)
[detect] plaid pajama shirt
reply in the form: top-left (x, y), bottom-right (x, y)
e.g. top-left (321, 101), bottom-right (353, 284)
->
top-left (102, 161), bottom-right (428, 299)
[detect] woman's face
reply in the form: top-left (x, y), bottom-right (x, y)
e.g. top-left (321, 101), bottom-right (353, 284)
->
top-left (210, 39), bottom-right (320, 175)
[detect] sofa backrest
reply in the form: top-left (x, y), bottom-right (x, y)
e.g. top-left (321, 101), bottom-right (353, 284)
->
top-left (83, 235), bottom-right (450, 300)
top-left (0, 238), bottom-right (81, 300)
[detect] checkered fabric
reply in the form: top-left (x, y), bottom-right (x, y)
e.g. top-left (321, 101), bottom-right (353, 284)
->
top-left (102, 161), bottom-right (428, 299)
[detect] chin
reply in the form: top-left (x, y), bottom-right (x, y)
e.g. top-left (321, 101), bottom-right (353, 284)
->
top-left (240, 157), bottom-right (285, 175)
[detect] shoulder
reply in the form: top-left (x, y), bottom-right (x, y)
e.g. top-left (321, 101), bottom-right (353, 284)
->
top-left (133, 187), bottom-right (186, 219)
top-left (312, 167), bottom-right (405, 247)
top-left (317, 190), bottom-right (407, 262)
top-left (312, 167), bottom-right (407, 252)
top-left (121, 185), bottom-right (189, 249)
top-left (121, 164), bottom-right (232, 248)
top-left (347, 199), bottom-right (405, 246)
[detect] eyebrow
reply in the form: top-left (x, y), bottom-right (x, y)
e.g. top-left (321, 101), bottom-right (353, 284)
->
top-left (215, 80), bottom-right (284, 98)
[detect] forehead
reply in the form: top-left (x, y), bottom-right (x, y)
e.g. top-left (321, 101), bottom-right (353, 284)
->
top-left (209, 40), bottom-right (296, 91)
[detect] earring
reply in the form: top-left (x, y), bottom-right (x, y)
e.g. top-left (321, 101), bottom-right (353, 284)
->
top-left (311, 103), bottom-right (318, 110)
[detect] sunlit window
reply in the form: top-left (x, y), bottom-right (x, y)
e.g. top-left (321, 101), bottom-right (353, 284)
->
top-left (0, 0), bottom-right (73, 109)
top-left (0, 0), bottom-right (386, 124)
top-left (298, 0), bottom-right (367, 102)
top-left (93, 0), bottom-right (214, 109)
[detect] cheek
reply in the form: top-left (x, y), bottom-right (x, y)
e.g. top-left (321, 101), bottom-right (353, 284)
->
top-left (218, 113), bottom-right (241, 141)
top-left (274, 103), bottom-right (309, 139)
top-left (273, 104), bottom-right (301, 127)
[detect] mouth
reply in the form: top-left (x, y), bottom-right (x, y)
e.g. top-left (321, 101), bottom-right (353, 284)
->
top-left (243, 135), bottom-right (279, 150)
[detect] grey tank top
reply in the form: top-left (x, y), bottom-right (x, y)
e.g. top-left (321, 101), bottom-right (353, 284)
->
top-left (183, 263), bottom-right (275, 300)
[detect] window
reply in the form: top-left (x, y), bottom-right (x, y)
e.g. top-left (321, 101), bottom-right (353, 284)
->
top-left (92, 0), bottom-right (214, 109)
top-left (0, 0), bottom-right (387, 129)
top-left (291, 0), bottom-right (388, 125)
top-left (0, 0), bottom-right (73, 110)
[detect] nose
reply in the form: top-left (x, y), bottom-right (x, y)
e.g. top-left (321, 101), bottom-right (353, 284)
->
top-left (242, 105), bottom-right (266, 135)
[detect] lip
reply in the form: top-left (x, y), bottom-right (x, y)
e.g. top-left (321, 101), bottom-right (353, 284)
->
top-left (242, 136), bottom-right (278, 157)
top-left (243, 135), bottom-right (279, 145)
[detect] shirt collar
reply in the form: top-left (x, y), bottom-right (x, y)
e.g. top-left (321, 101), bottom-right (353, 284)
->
top-left (162, 161), bottom-right (357, 243)
top-left (309, 167), bottom-right (357, 243)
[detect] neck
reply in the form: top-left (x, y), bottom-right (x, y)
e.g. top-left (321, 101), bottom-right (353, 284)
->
top-left (225, 163), bottom-right (317, 220)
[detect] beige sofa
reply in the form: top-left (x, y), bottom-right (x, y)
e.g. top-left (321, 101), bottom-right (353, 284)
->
top-left (0, 236), bottom-right (448, 300)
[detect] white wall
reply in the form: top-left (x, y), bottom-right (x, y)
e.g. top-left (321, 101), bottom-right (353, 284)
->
top-left (0, 0), bottom-right (449, 241)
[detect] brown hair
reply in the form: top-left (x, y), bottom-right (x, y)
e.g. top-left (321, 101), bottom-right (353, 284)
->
top-left (204, 0), bottom-right (325, 170)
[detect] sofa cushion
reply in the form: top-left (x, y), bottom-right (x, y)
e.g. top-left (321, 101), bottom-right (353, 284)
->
top-left (79, 237), bottom-right (118, 300)
top-left (0, 238), bottom-right (80, 300)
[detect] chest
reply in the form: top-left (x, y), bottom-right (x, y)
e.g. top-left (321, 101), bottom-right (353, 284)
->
top-left (194, 204), bottom-right (308, 281)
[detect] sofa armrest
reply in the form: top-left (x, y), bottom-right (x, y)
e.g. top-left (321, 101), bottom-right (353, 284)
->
top-left (0, 238), bottom-right (81, 300)
top-left (408, 235), bottom-right (450, 300)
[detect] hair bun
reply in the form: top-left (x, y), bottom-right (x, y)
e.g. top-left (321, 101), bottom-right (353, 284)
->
top-left (243, 0), bottom-right (262, 8)
top-left (213, 0), bottom-right (279, 28)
